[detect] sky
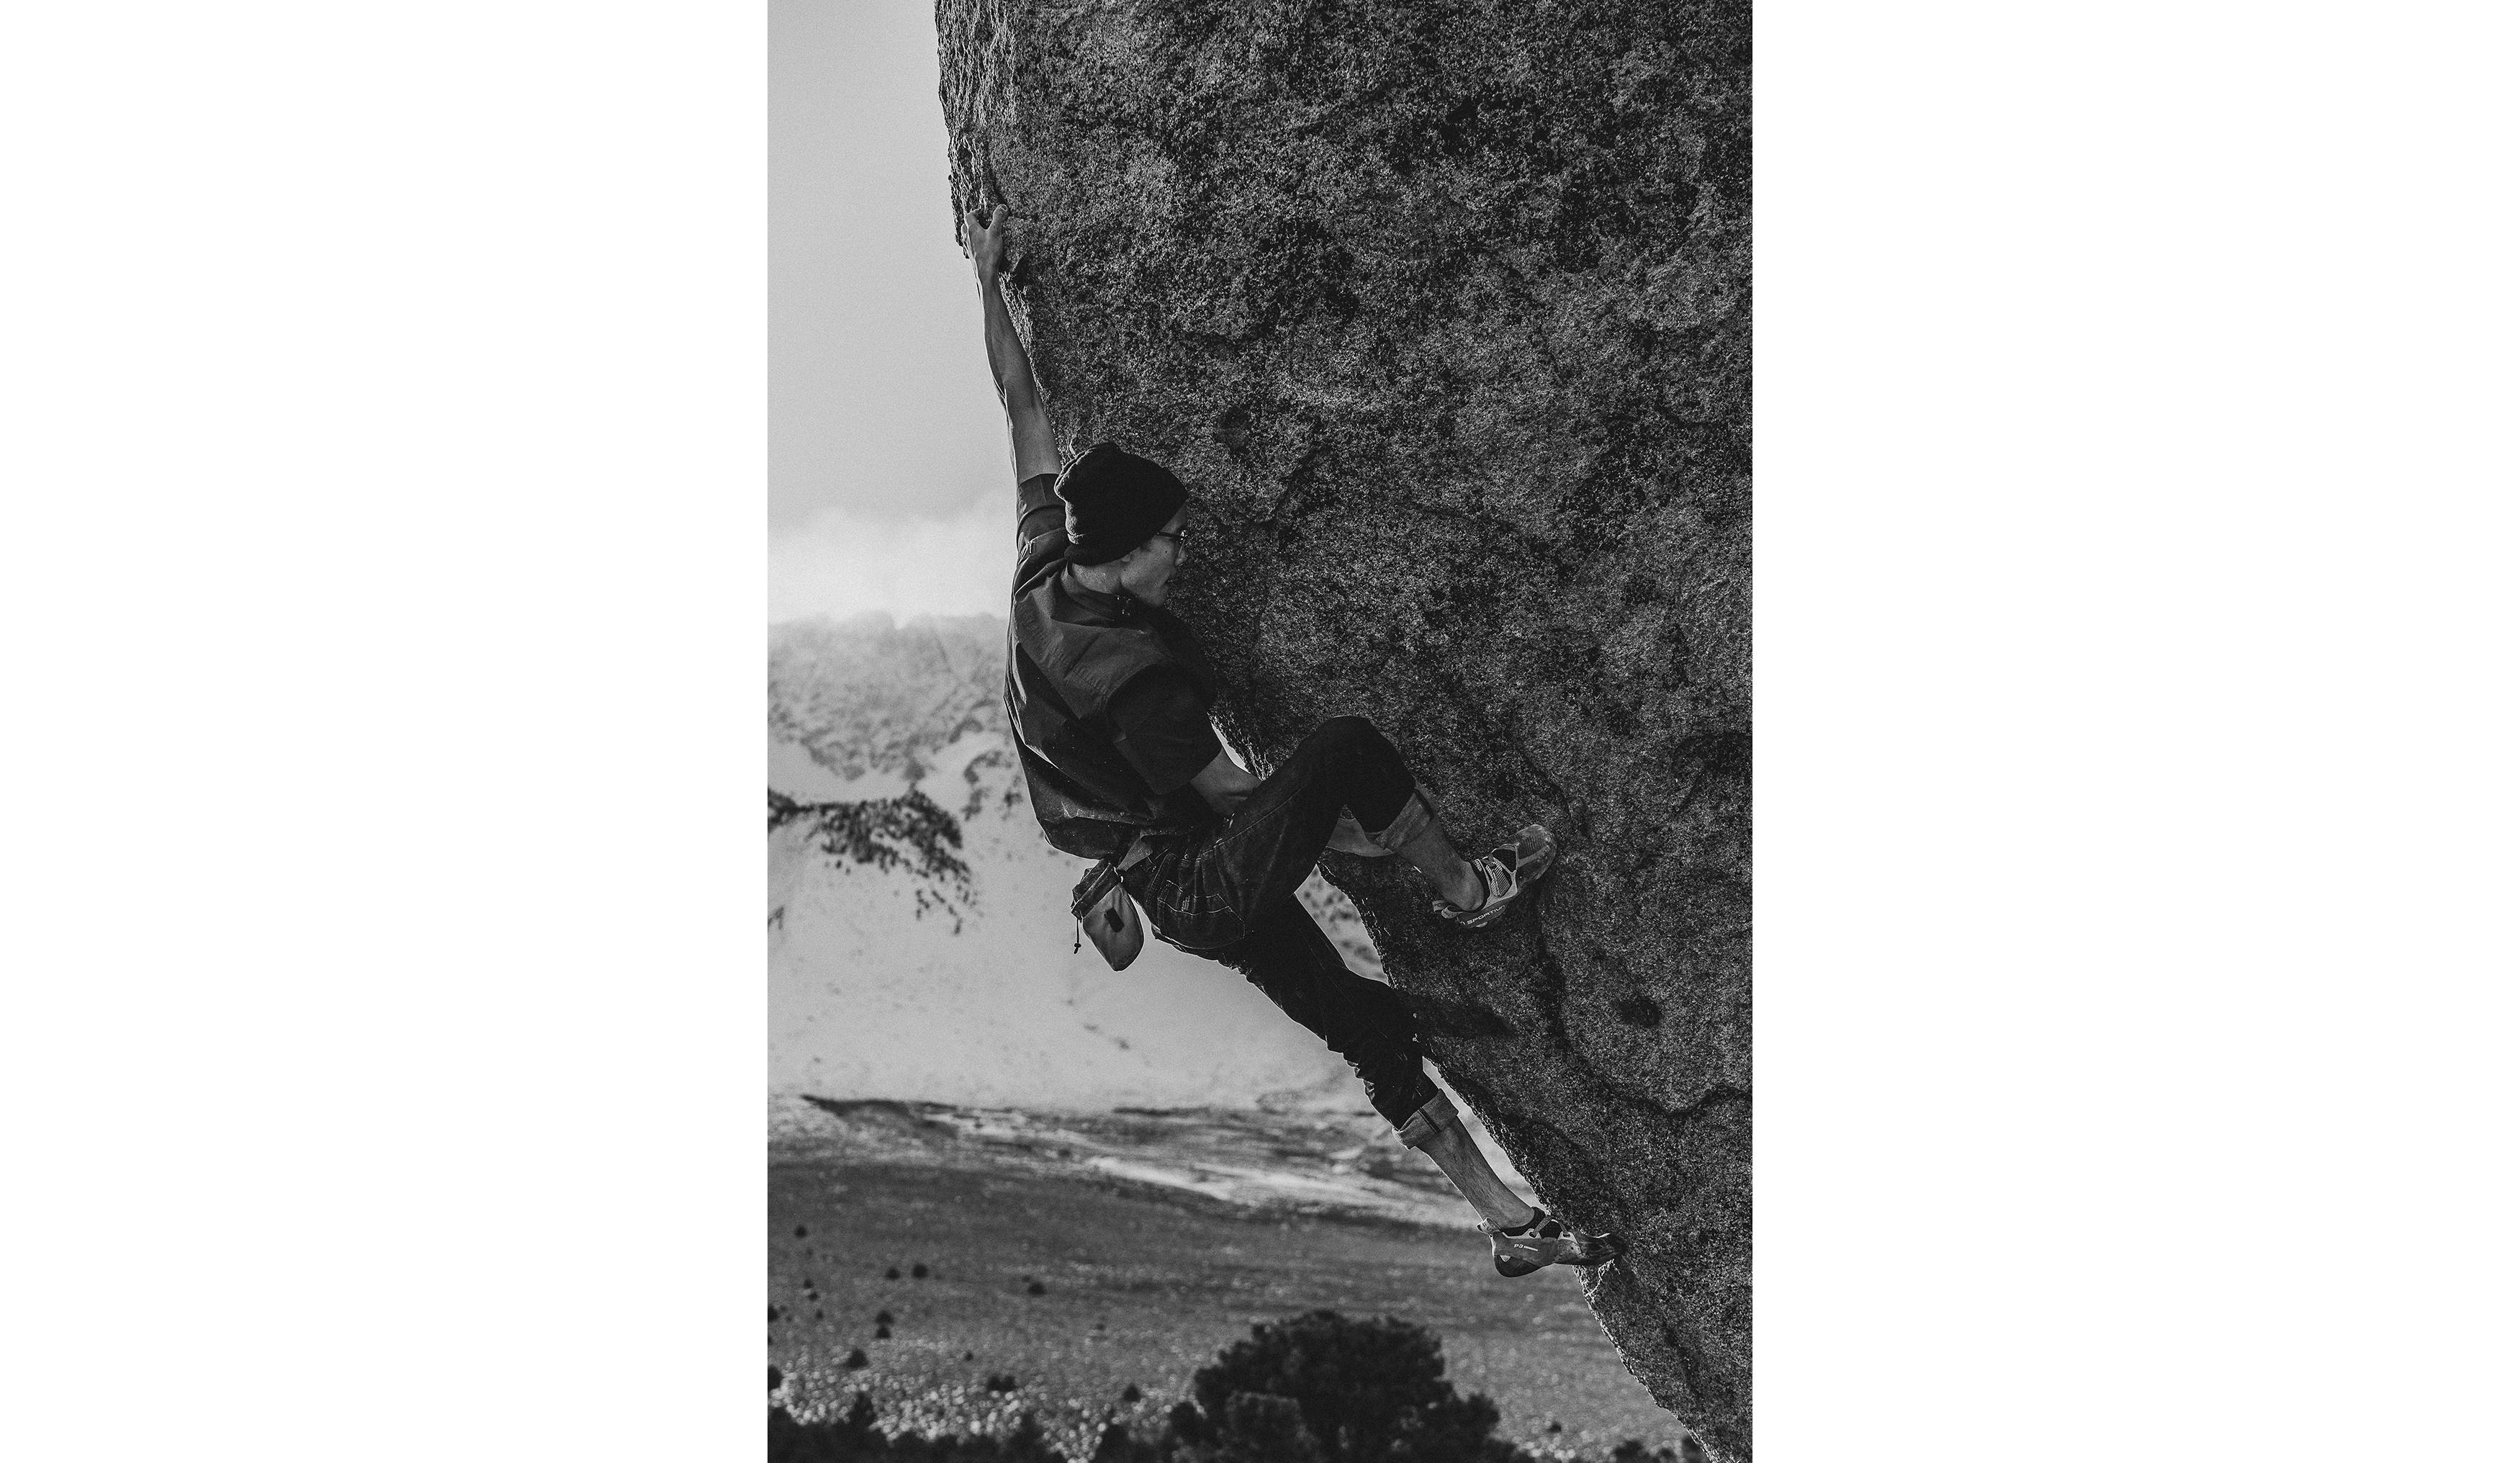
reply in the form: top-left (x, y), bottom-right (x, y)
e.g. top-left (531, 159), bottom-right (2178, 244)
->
top-left (770, 0), bottom-right (1014, 624)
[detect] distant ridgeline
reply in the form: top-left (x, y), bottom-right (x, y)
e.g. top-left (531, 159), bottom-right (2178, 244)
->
top-left (771, 613), bottom-right (1006, 786)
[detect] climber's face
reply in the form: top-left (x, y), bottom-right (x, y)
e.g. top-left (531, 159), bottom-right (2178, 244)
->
top-left (1120, 504), bottom-right (1190, 607)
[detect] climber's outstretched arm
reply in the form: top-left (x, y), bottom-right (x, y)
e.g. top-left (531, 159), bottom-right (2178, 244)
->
top-left (963, 202), bottom-right (1062, 483)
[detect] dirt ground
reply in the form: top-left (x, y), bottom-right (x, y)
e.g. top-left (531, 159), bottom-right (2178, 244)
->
top-left (770, 1156), bottom-right (1680, 1461)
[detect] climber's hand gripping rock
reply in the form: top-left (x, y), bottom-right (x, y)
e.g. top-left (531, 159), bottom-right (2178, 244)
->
top-left (961, 199), bottom-right (1012, 279)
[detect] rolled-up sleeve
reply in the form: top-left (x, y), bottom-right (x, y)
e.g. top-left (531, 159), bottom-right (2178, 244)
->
top-left (1017, 472), bottom-right (1063, 547)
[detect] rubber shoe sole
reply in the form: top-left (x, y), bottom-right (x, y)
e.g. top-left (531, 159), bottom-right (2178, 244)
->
top-left (1484, 1212), bottom-right (1622, 1277)
top-left (1434, 824), bottom-right (1557, 929)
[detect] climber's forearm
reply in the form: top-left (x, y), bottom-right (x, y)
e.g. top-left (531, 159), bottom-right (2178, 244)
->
top-left (976, 269), bottom-right (1043, 410)
top-left (979, 276), bottom-right (1059, 478)
top-left (964, 198), bottom-right (1060, 480)
top-left (1191, 749), bottom-right (1263, 819)
top-left (958, 256), bottom-right (1048, 473)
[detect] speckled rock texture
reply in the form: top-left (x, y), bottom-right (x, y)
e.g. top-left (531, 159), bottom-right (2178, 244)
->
top-left (937, 1), bottom-right (1748, 1454)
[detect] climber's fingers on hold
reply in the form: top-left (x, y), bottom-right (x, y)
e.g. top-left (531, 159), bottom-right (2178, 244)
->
top-left (963, 202), bottom-right (1015, 264)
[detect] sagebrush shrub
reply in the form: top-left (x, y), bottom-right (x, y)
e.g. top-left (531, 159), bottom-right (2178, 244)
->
top-left (1186, 1310), bottom-right (1519, 1463)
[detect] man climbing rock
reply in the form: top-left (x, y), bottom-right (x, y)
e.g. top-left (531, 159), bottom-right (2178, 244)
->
top-left (963, 201), bottom-right (1616, 1276)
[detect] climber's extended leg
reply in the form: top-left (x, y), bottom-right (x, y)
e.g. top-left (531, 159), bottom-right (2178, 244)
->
top-left (1408, 1102), bottom-right (1620, 1273)
top-left (1195, 896), bottom-right (1445, 1127)
top-left (1408, 1107), bottom-right (1531, 1228)
top-left (1191, 897), bottom-right (1615, 1269)
top-left (1187, 896), bottom-right (1488, 1174)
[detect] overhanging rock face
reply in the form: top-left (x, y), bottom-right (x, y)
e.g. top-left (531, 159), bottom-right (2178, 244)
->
top-left (937, 1), bottom-right (1750, 1454)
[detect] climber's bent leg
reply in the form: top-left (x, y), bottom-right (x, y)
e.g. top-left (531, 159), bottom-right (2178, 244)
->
top-left (1125, 717), bottom-right (1477, 944)
top-left (1274, 716), bottom-right (1482, 909)
top-left (1291, 715), bottom-right (1419, 840)
top-left (1287, 719), bottom-right (1480, 906)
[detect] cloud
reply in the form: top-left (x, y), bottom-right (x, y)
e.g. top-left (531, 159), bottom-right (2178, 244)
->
top-left (769, 492), bottom-right (1008, 623)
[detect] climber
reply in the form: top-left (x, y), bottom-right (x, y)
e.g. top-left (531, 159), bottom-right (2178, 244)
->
top-left (962, 200), bottom-right (1616, 1276)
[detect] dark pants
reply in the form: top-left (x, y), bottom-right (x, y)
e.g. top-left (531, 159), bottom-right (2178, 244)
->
top-left (1120, 718), bottom-right (1455, 1145)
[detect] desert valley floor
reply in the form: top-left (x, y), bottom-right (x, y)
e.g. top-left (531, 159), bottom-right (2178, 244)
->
top-left (770, 1097), bottom-right (1679, 1460)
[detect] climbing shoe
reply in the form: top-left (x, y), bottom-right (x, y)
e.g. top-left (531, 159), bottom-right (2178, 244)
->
top-left (1433, 824), bottom-right (1557, 929)
top-left (1482, 1210), bottom-right (1621, 1277)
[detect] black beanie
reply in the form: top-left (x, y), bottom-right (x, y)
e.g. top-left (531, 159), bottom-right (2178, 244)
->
top-left (1054, 444), bottom-right (1188, 565)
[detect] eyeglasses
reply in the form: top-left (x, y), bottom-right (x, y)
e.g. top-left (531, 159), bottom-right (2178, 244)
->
top-left (1149, 527), bottom-right (1192, 546)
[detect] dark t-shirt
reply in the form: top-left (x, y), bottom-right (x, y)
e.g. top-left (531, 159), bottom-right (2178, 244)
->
top-left (1107, 668), bottom-right (1222, 793)
top-left (1012, 472), bottom-right (1220, 827)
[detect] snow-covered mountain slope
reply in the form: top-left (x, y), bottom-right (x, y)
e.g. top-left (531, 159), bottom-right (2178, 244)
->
top-left (770, 613), bottom-right (1387, 1111)
top-left (770, 726), bottom-right (1367, 1109)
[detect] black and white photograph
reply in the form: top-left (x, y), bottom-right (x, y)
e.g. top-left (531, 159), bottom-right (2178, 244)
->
top-left (10, 4), bottom-right (2514, 1461)
top-left (768, 1), bottom-right (1745, 1458)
